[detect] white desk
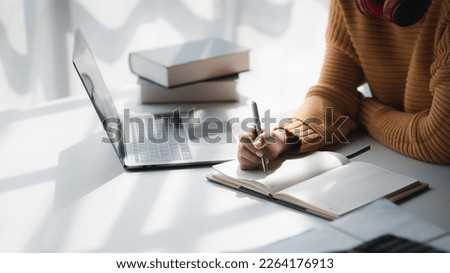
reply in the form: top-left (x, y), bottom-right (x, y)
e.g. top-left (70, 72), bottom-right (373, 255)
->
top-left (1, 86), bottom-right (449, 253)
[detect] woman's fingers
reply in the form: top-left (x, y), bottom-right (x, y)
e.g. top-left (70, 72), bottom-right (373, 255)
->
top-left (238, 130), bottom-right (268, 169)
top-left (238, 145), bottom-right (264, 169)
top-left (238, 129), bottom-right (288, 169)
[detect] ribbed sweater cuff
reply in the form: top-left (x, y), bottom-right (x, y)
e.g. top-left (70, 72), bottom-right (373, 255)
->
top-left (357, 98), bottom-right (386, 129)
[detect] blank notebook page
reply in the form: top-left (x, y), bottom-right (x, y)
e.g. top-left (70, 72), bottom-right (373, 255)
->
top-left (276, 162), bottom-right (418, 216)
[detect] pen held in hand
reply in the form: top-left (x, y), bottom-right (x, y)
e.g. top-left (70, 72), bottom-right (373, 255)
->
top-left (251, 101), bottom-right (268, 174)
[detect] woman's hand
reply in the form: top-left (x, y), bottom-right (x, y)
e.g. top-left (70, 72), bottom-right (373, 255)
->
top-left (238, 128), bottom-right (299, 170)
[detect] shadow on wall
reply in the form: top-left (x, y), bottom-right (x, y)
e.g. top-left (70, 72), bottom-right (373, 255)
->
top-left (0, 0), bottom-right (329, 110)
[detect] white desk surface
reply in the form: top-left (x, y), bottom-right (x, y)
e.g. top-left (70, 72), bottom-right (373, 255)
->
top-left (1, 85), bottom-right (449, 253)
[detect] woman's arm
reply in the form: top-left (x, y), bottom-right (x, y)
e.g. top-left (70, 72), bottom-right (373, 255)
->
top-left (358, 19), bottom-right (450, 164)
top-left (282, 0), bottom-right (364, 153)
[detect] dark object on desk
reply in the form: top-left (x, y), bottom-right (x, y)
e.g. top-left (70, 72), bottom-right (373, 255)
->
top-left (346, 145), bottom-right (371, 159)
top-left (129, 38), bottom-right (250, 88)
top-left (345, 234), bottom-right (446, 253)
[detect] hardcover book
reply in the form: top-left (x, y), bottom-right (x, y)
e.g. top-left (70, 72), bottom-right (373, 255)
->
top-left (129, 38), bottom-right (250, 87)
top-left (138, 76), bottom-right (239, 104)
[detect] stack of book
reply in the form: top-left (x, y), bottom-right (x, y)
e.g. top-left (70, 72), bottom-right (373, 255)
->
top-left (129, 38), bottom-right (250, 104)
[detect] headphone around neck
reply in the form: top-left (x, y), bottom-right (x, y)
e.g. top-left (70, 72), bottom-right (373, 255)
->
top-left (355, 0), bottom-right (431, 27)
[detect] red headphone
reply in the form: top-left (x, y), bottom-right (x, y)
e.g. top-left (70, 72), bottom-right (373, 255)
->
top-left (355, 0), bottom-right (431, 27)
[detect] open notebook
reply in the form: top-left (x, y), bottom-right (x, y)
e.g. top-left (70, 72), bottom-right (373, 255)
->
top-left (207, 151), bottom-right (428, 220)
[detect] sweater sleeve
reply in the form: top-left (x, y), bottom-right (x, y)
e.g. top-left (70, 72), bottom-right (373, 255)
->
top-left (358, 20), bottom-right (450, 164)
top-left (282, 0), bottom-right (364, 153)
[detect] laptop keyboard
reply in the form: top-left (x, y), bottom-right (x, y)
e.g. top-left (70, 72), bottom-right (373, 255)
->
top-left (130, 117), bottom-right (193, 163)
top-left (345, 234), bottom-right (445, 253)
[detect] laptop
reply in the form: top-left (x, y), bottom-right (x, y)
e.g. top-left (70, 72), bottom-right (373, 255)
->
top-left (72, 30), bottom-right (237, 170)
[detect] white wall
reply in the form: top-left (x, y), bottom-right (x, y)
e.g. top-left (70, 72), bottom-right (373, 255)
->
top-left (0, 0), bottom-right (329, 111)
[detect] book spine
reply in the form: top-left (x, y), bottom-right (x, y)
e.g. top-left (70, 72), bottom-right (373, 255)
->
top-left (167, 51), bottom-right (250, 87)
top-left (139, 78), bottom-right (239, 104)
top-left (129, 53), bottom-right (169, 87)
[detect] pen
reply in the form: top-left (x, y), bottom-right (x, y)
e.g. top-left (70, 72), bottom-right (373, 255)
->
top-left (251, 101), bottom-right (268, 174)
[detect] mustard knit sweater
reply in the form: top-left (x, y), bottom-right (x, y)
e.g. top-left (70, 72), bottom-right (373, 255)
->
top-left (284, 0), bottom-right (450, 164)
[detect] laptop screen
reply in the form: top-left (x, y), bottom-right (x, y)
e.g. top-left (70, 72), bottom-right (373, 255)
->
top-left (72, 29), bottom-right (124, 161)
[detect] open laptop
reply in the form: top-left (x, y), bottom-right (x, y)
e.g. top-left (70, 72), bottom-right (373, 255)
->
top-left (72, 29), bottom-right (237, 170)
